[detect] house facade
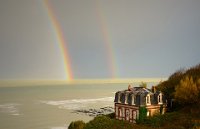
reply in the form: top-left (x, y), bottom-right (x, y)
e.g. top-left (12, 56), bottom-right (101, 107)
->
top-left (114, 86), bottom-right (167, 123)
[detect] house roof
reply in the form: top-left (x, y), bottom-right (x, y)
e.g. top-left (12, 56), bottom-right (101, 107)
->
top-left (116, 87), bottom-right (153, 96)
top-left (114, 86), bottom-right (165, 106)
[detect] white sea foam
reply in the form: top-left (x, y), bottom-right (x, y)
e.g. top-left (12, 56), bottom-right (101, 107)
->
top-left (0, 103), bottom-right (21, 116)
top-left (40, 97), bottom-right (114, 110)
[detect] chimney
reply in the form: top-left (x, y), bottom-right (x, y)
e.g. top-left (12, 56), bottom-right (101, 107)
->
top-left (152, 86), bottom-right (156, 93)
top-left (128, 84), bottom-right (132, 91)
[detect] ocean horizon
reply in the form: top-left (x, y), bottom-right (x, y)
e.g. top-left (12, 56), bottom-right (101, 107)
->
top-left (0, 78), bottom-right (166, 87)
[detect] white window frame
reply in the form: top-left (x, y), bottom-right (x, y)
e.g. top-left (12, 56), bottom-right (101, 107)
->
top-left (146, 94), bottom-right (151, 105)
top-left (118, 93), bottom-right (121, 103)
top-left (125, 109), bottom-right (130, 120)
top-left (147, 111), bottom-right (150, 116)
top-left (132, 95), bottom-right (135, 105)
top-left (125, 94), bottom-right (128, 104)
top-left (119, 108), bottom-right (122, 117)
top-left (133, 111), bottom-right (136, 120)
top-left (158, 93), bottom-right (163, 104)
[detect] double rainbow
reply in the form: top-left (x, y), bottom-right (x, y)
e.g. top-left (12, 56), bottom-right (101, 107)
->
top-left (43, 0), bottom-right (117, 80)
top-left (43, 0), bottom-right (73, 81)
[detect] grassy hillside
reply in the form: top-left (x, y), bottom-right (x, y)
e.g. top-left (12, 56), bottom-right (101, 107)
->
top-left (68, 106), bottom-right (200, 129)
top-left (156, 64), bottom-right (200, 103)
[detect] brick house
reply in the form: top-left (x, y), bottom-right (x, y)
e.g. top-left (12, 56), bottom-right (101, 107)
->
top-left (114, 86), bottom-right (167, 123)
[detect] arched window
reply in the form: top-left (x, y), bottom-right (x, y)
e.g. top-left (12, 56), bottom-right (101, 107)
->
top-left (125, 109), bottom-right (130, 121)
top-left (118, 93), bottom-right (121, 103)
top-left (147, 111), bottom-right (150, 116)
top-left (146, 94), bottom-right (151, 105)
top-left (133, 111), bottom-right (136, 120)
top-left (118, 108), bottom-right (122, 117)
top-left (125, 94), bottom-right (128, 104)
top-left (132, 95), bottom-right (135, 105)
top-left (158, 93), bottom-right (163, 104)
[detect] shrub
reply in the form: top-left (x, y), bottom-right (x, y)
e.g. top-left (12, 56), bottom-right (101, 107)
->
top-left (68, 120), bottom-right (85, 129)
top-left (175, 76), bottom-right (199, 104)
top-left (105, 112), bottom-right (115, 119)
top-left (138, 107), bottom-right (147, 123)
top-left (139, 82), bottom-right (147, 88)
top-left (84, 116), bottom-right (113, 129)
top-left (83, 115), bottom-right (146, 129)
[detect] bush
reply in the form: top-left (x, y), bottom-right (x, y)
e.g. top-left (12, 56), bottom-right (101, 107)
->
top-left (139, 82), bottom-right (147, 88)
top-left (83, 115), bottom-right (147, 129)
top-left (156, 64), bottom-right (200, 110)
top-left (138, 107), bottom-right (147, 123)
top-left (105, 113), bottom-right (115, 119)
top-left (68, 120), bottom-right (85, 129)
top-left (140, 112), bottom-right (193, 128)
top-left (84, 116), bottom-right (113, 129)
top-left (175, 76), bottom-right (199, 104)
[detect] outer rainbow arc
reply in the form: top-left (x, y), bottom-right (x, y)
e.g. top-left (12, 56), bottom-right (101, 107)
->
top-left (96, 1), bottom-right (117, 78)
top-left (101, 21), bottom-right (116, 78)
top-left (43, 0), bottom-right (73, 81)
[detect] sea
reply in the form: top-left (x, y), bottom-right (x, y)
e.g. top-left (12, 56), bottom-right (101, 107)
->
top-left (0, 82), bottom-right (157, 129)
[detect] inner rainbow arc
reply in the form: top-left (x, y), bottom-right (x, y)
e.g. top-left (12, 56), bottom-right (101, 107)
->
top-left (43, 0), bottom-right (73, 81)
top-left (96, 1), bottom-right (118, 78)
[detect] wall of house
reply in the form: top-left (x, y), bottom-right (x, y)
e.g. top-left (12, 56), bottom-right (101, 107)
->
top-left (115, 103), bottom-right (167, 123)
top-left (146, 105), bottom-right (167, 116)
top-left (115, 103), bottom-right (139, 123)
top-left (149, 108), bottom-right (159, 116)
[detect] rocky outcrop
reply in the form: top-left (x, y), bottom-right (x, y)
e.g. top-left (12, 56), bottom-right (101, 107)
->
top-left (73, 106), bottom-right (114, 117)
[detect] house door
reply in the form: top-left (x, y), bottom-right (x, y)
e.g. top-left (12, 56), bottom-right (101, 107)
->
top-left (125, 109), bottom-right (130, 121)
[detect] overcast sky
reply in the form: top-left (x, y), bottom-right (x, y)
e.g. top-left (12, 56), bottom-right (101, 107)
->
top-left (0, 0), bottom-right (200, 80)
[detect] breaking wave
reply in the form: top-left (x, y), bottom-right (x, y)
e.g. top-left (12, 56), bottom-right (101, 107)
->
top-left (40, 97), bottom-right (114, 110)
